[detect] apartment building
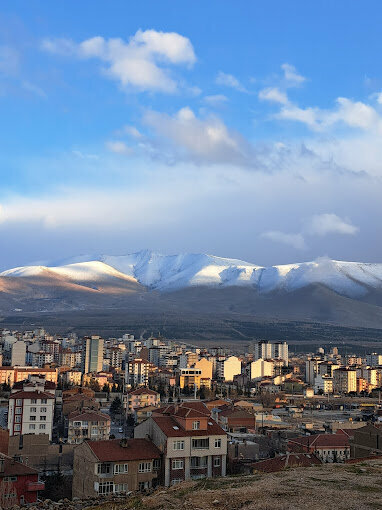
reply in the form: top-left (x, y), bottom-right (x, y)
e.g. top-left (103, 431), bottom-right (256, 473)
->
top-left (217, 356), bottom-right (242, 382)
top-left (125, 359), bottom-right (154, 387)
top-left (68, 409), bottom-right (111, 444)
top-left (135, 402), bottom-right (227, 486)
top-left (253, 341), bottom-right (289, 366)
top-left (178, 368), bottom-right (211, 390)
top-left (72, 438), bottom-right (161, 497)
top-left (333, 368), bottom-right (357, 394)
top-left (249, 359), bottom-right (274, 381)
top-left (124, 387), bottom-right (160, 415)
top-left (82, 336), bottom-right (104, 374)
top-left (8, 377), bottom-right (55, 440)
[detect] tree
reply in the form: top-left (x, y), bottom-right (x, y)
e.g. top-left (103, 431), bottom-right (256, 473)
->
top-left (110, 397), bottom-right (123, 417)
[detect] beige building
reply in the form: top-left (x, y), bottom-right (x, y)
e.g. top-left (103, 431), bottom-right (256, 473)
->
top-left (72, 438), bottom-right (161, 497)
top-left (135, 402), bottom-right (227, 486)
top-left (124, 387), bottom-right (160, 415)
top-left (333, 368), bottom-right (357, 394)
top-left (193, 358), bottom-right (213, 380)
top-left (217, 356), bottom-right (241, 382)
top-left (68, 409), bottom-right (111, 444)
top-left (249, 359), bottom-right (274, 381)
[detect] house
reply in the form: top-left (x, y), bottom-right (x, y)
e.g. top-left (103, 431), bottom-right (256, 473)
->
top-left (135, 402), bottom-right (227, 486)
top-left (349, 423), bottom-right (382, 459)
top-left (68, 409), bottom-right (111, 444)
top-left (124, 387), bottom-right (160, 417)
top-left (0, 453), bottom-right (44, 507)
top-left (8, 377), bottom-right (55, 440)
top-left (216, 407), bottom-right (256, 433)
top-left (287, 433), bottom-right (350, 462)
top-left (252, 452), bottom-right (321, 473)
top-left (72, 438), bottom-right (161, 498)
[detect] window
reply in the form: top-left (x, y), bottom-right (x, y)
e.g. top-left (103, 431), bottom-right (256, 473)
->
top-left (138, 481), bottom-right (150, 491)
top-left (29, 424), bottom-right (35, 430)
top-left (30, 416), bottom-right (36, 421)
top-left (40, 407), bottom-right (47, 413)
top-left (172, 459), bottom-right (184, 470)
top-left (98, 481), bottom-right (114, 495)
top-left (15, 415), bottom-right (21, 423)
top-left (214, 439), bottom-right (221, 448)
top-left (114, 483), bottom-right (128, 494)
top-left (192, 438), bottom-right (209, 449)
top-left (41, 399), bottom-right (47, 404)
top-left (3, 476), bottom-right (17, 482)
top-left (213, 457), bottom-right (221, 467)
top-left (153, 459), bottom-right (161, 471)
top-left (30, 407), bottom-right (36, 413)
top-left (192, 421), bottom-right (200, 430)
top-left (40, 416), bottom-right (46, 421)
top-left (114, 464), bottom-right (128, 474)
top-left (14, 424), bottom-right (21, 431)
top-left (138, 462), bottom-right (152, 473)
top-left (31, 399), bottom-right (37, 404)
top-left (16, 399), bottom-right (22, 406)
top-left (73, 421), bottom-right (81, 427)
top-left (15, 407), bottom-right (22, 415)
top-left (173, 440), bottom-right (185, 450)
top-left (97, 463), bottom-right (111, 475)
top-left (191, 456), bottom-right (208, 468)
top-left (171, 479), bottom-right (183, 486)
top-left (39, 424), bottom-right (46, 430)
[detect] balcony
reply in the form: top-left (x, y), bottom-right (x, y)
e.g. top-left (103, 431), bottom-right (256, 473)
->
top-left (27, 481), bottom-right (45, 492)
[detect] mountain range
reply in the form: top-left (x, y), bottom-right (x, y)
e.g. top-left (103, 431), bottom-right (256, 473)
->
top-left (1, 250), bottom-right (382, 329)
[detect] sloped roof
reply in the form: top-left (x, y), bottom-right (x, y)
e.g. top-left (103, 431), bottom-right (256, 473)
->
top-left (288, 433), bottom-right (349, 449)
top-left (86, 438), bottom-right (161, 462)
top-left (252, 453), bottom-right (321, 473)
top-left (128, 387), bottom-right (158, 396)
top-left (0, 454), bottom-right (38, 477)
top-left (152, 415), bottom-right (226, 437)
top-left (9, 391), bottom-right (54, 400)
top-left (69, 409), bottom-right (110, 422)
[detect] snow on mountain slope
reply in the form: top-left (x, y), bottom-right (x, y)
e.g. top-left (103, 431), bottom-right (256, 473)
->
top-left (2, 251), bottom-right (382, 297)
top-left (1, 261), bottom-right (138, 283)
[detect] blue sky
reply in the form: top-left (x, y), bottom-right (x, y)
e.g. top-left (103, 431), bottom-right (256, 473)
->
top-left (1, 1), bottom-right (382, 269)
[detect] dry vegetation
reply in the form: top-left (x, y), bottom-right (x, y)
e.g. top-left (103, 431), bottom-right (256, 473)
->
top-left (87, 461), bottom-right (382, 510)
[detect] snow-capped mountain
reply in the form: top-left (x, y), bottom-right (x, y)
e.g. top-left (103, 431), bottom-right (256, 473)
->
top-left (2, 250), bottom-right (382, 297)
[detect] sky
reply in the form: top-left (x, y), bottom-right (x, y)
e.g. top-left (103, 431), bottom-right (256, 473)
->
top-left (1, 1), bottom-right (382, 270)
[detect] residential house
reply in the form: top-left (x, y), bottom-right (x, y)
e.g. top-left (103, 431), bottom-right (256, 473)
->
top-left (0, 454), bottom-right (44, 507)
top-left (72, 438), bottom-right (161, 497)
top-left (135, 402), bottom-right (227, 486)
top-left (68, 409), bottom-right (111, 444)
top-left (124, 387), bottom-right (160, 418)
top-left (288, 433), bottom-right (350, 462)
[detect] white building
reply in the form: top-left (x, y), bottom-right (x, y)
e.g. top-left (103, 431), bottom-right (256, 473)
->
top-left (11, 341), bottom-right (26, 366)
top-left (8, 376), bottom-right (55, 440)
top-left (314, 374), bottom-right (333, 394)
top-left (249, 359), bottom-right (274, 381)
top-left (217, 356), bottom-right (241, 382)
top-left (253, 341), bottom-right (288, 366)
top-left (366, 353), bottom-right (382, 367)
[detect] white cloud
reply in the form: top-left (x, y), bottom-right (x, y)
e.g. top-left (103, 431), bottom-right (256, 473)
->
top-left (203, 94), bottom-right (228, 105)
top-left (123, 126), bottom-right (143, 139)
top-left (281, 63), bottom-right (306, 86)
top-left (276, 97), bottom-right (382, 133)
top-left (41, 29), bottom-right (196, 93)
top-left (258, 87), bottom-right (288, 105)
top-left (306, 214), bottom-right (359, 236)
top-left (216, 71), bottom-right (245, 91)
top-left (261, 230), bottom-right (306, 250)
top-left (106, 140), bottom-right (132, 154)
top-left (142, 106), bottom-right (253, 166)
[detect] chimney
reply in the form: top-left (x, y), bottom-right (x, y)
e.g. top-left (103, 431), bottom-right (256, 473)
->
top-left (0, 458), bottom-right (4, 473)
top-left (120, 438), bottom-right (128, 448)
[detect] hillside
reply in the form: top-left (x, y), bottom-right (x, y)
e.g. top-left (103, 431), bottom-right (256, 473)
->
top-left (80, 460), bottom-right (382, 510)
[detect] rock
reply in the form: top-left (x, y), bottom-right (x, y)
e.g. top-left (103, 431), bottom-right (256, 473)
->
top-left (212, 500), bottom-right (220, 506)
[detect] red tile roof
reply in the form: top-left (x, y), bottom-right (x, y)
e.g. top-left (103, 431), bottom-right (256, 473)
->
top-left (155, 402), bottom-right (210, 418)
top-left (252, 453), bottom-right (322, 473)
top-left (69, 409), bottom-right (110, 422)
top-left (288, 433), bottom-right (349, 450)
top-left (9, 391), bottom-right (55, 400)
top-left (152, 415), bottom-right (226, 437)
top-left (128, 387), bottom-right (158, 396)
top-left (0, 454), bottom-right (38, 477)
top-left (86, 438), bottom-right (161, 462)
